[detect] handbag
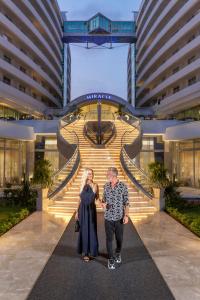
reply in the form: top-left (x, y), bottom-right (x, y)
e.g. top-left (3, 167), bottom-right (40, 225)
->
top-left (75, 219), bottom-right (80, 232)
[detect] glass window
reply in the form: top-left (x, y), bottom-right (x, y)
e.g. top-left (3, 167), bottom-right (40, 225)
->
top-left (0, 139), bottom-right (29, 186)
top-left (112, 21), bottom-right (135, 33)
top-left (140, 152), bottom-right (155, 174)
top-left (64, 21), bottom-right (88, 33)
top-left (195, 150), bottom-right (200, 188)
top-left (3, 76), bottom-right (11, 85)
top-left (35, 137), bottom-right (59, 173)
top-left (5, 148), bottom-right (20, 184)
top-left (0, 149), bottom-right (4, 187)
top-left (142, 137), bottom-right (154, 151)
top-left (179, 150), bottom-right (194, 186)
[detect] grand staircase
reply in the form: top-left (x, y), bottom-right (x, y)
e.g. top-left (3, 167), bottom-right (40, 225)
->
top-left (48, 114), bottom-right (156, 223)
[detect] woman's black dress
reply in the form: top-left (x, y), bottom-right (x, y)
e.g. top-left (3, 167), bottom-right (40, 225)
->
top-left (77, 184), bottom-right (99, 257)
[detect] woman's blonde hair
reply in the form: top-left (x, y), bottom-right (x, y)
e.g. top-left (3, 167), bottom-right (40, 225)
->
top-left (80, 168), bottom-right (95, 193)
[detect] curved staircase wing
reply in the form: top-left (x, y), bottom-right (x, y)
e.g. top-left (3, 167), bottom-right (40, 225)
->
top-left (47, 112), bottom-right (156, 222)
top-left (48, 114), bottom-right (80, 199)
top-left (119, 113), bottom-right (153, 199)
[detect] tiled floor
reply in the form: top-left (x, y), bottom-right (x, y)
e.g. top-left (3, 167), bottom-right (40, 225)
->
top-left (0, 211), bottom-right (199, 300)
top-left (0, 211), bottom-right (72, 300)
top-left (132, 212), bottom-right (200, 300)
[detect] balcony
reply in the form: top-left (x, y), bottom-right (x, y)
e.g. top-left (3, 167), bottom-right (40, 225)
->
top-left (154, 81), bottom-right (200, 115)
top-left (88, 13), bottom-right (111, 34)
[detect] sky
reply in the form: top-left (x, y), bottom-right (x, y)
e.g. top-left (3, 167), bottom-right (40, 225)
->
top-left (57, 0), bottom-right (141, 100)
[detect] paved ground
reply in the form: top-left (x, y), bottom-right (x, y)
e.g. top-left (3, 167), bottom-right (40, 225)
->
top-left (0, 211), bottom-right (199, 300)
top-left (133, 212), bottom-right (200, 300)
top-left (0, 211), bottom-right (71, 300)
top-left (27, 213), bottom-right (174, 300)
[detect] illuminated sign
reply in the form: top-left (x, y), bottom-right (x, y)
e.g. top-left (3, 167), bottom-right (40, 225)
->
top-left (85, 93), bottom-right (112, 100)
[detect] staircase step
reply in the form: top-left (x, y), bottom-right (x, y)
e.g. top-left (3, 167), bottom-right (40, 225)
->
top-left (49, 118), bottom-right (156, 221)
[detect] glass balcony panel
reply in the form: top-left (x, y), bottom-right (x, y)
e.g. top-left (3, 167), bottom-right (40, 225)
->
top-left (64, 21), bottom-right (88, 33)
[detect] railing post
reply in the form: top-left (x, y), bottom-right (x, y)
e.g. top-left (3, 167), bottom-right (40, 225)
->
top-left (97, 100), bottom-right (102, 144)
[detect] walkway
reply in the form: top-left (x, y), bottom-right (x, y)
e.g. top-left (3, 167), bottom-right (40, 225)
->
top-left (133, 212), bottom-right (200, 300)
top-left (0, 211), bottom-right (199, 299)
top-left (27, 213), bottom-right (174, 300)
top-left (0, 211), bottom-right (71, 300)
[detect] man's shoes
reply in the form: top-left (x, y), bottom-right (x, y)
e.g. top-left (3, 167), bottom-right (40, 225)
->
top-left (115, 253), bottom-right (122, 264)
top-left (108, 258), bottom-right (116, 270)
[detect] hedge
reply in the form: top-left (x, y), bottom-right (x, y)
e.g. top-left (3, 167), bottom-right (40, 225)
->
top-left (0, 208), bottom-right (31, 236)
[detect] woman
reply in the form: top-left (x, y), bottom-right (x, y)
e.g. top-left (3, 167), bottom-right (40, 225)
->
top-left (75, 168), bottom-right (99, 262)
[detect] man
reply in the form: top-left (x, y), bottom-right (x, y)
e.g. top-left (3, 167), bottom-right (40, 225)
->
top-left (101, 167), bottom-right (129, 270)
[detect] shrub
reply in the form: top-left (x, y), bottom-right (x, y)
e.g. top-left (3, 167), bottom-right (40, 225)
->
top-left (3, 175), bottom-right (37, 210)
top-left (190, 219), bottom-right (200, 236)
top-left (0, 208), bottom-right (30, 236)
top-left (164, 181), bottom-right (200, 237)
top-left (32, 159), bottom-right (52, 188)
top-left (148, 162), bottom-right (169, 189)
top-left (164, 181), bottom-right (186, 209)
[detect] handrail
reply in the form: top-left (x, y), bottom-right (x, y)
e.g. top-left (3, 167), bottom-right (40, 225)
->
top-left (48, 148), bottom-right (80, 199)
top-left (121, 148), bottom-right (153, 199)
top-left (48, 111), bottom-right (80, 199)
top-left (119, 112), bottom-right (153, 199)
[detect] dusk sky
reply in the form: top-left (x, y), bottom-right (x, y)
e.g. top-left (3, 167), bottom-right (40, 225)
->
top-left (58, 0), bottom-right (141, 100)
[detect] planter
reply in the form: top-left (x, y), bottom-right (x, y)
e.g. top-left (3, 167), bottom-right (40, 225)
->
top-left (153, 187), bottom-right (165, 211)
top-left (36, 188), bottom-right (49, 211)
top-left (153, 187), bottom-right (164, 199)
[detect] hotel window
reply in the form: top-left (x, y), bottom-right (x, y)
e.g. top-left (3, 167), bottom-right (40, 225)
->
top-left (172, 48), bottom-right (179, 56)
top-left (142, 137), bottom-right (154, 151)
top-left (188, 76), bottom-right (196, 86)
top-left (187, 35), bottom-right (195, 43)
top-left (161, 93), bottom-right (166, 99)
top-left (161, 76), bottom-right (166, 82)
top-left (0, 139), bottom-right (27, 187)
top-left (3, 76), bottom-right (11, 85)
top-left (5, 14), bottom-right (12, 22)
top-left (35, 136), bottom-right (59, 173)
top-left (173, 139), bottom-right (200, 188)
top-left (172, 66), bottom-right (179, 74)
top-left (173, 86), bottom-right (180, 94)
top-left (32, 92), bottom-right (37, 99)
top-left (20, 48), bottom-right (27, 55)
top-left (19, 85), bottom-right (26, 92)
top-left (188, 55), bottom-right (196, 64)
top-left (3, 55), bottom-right (11, 63)
top-left (20, 66), bottom-right (26, 73)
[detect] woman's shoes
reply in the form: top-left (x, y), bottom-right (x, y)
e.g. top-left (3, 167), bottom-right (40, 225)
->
top-left (82, 255), bottom-right (90, 262)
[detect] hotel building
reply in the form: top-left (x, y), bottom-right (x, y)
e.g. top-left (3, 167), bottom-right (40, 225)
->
top-left (133, 0), bottom-right (200, 188)
top-left (0, 0), bottom-right (199, 195)
top-left (135, 0), bottom-right (200, 119)
top-left (0, 0), bottom-right (71, 119)
top-left (0, 0), bottom-right (70, 186)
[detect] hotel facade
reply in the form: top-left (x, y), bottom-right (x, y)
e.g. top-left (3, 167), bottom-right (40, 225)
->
top-left (135, 0), bottom-right (200, 189)
top-left (0, 0), bottom-right (200, 195)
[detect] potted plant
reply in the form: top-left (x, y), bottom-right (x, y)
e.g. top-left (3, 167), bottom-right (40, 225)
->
top-left (32, 159), bottom-right (52, 211)
top-left (148, 162), bottom-right (169, 210)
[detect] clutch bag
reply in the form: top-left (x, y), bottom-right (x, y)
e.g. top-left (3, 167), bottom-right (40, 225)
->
top-left (75, 220), bottom-right (80, 232)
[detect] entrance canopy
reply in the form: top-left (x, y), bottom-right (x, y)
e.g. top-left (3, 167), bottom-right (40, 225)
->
top-left (63, 13), bottom-right (136, 45)
top-left (62, 93), bottom-right (154, 117)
